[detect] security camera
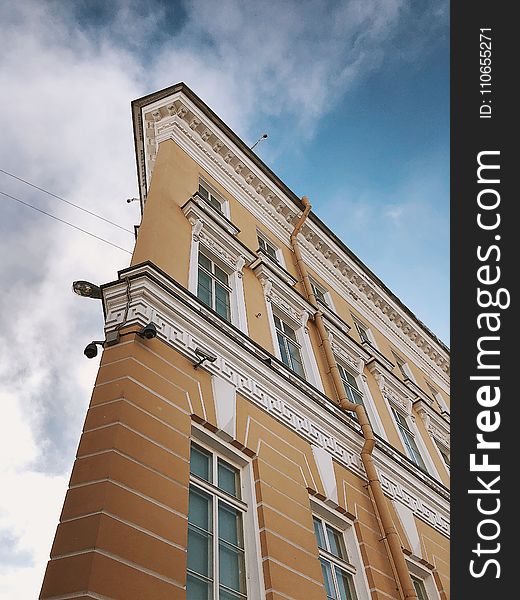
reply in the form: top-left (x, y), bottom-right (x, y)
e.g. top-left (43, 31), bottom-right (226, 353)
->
top-left (84, 341), bottom-right (103, 359)
top-left (195, 346), bottom-right (217, 362)
top-left (138, 323), bottom-right (158, 339)
top-left (193, 346), bottom-right (218, 368)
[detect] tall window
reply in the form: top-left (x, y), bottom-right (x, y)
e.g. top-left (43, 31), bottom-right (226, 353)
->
top-left (313, 516), bottom-right (358, 600)
top-left (411, 575), bottom-right (429, 600)
top-left (198, 253), bottom-right (231, 322)
top-left (337, 364), bottom-right (363, 407)
top-left (435, 441), bottom-right (450, 470)
top-left (273, 314), bottom-right (305, 377)
top-left (199, 181), bottom-right (224, 213)
top-left (392, 352), bottom-right (414, 382)
top-left (391, 408), bottom-right (426, 470)
top-left (310, 279), bottom-right (329, 307)
top-left (187, 443), bottom-right (247, 600)
top-left (257, 234), bottom-right (278, 262)
top-left (354, 321), bottom-right (371, 345)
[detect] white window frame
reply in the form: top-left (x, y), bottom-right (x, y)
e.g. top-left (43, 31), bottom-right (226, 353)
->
top-left (427, 384), bottom-right (450, 415)
top-left (391, 407), bottom-right (432, 473)
top-left (433, 438), bottom-right (450, 473)
top-left (335, 361), bottom-right (385, 438)
top-left (197, 251), bottom-right (233, 323)
top-left (198, 177), bottom-right (230, 219)
top-left (256, 230), bottom-right (285, 267)
top-left (189, 426), bottom-right (265, 600)
top-left (406, 558), bottom-right (441, 600)
top-left (392, 351), bottom-right (416, 383)
top-left (266, 305), bottom-right (323, 391)
top-left (183, 200), bottom-right (254, 335)
top-left (192, 245), bottom-right (246, 330)
top-left (352, 317), bottom-right (377, 349)
top-left (311, 498), bottom-right (370, 600)
top-left (309, 276), bottom-right (335, 310)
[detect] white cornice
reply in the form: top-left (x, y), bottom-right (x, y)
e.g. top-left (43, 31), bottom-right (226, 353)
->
top-left (101, 263), bottom-right (449, 538)
top-left (134, 92), bottom-right (450, 388)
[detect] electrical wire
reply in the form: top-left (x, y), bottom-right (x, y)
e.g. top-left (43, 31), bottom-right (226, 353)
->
top-left (0, 189), bottom-right (132, 255)
top-left (0, 168), bottom-right (134, 234)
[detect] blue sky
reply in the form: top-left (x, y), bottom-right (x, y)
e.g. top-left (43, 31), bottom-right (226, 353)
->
top-left (0, 1), bottom-right (448, 596)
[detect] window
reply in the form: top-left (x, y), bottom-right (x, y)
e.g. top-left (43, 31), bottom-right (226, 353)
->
top-left (310, 278), bottom-right (329, 307)
top-left (313, 516), bottom-right (358, 600)
top-left (354, 321), bottom-right (371, 345)
top-left (435, 441), bottom-right (450, 470)
top-left (427, 384), bottom-right (450, 415)
top-left (337, 364), bottom-right (363, 407)
top-left (273, 314), bottom-right (305, 377)
top-left (411, 575), bottom-right (429, 600)
top-left (392, 408), bottom-right (426, 470)
top-left (187, 443), bottom-right (247, 600)
top-left (198, 253), bottom-right (231, 322)
top-left (199, 180), bottom-right (225, 214)
top-left (257, 233), bottom-right (279, 263)
top-left (392, 352), bottom-right (414, 382)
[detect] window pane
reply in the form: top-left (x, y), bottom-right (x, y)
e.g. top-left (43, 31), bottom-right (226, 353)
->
top-left (277, 332), bottom-right (290, 366)
top-left (218, 503), bottom-right (243, 548)
top-left (412, 577), bottom-right (428, 600)
top-left (401, 429), bottom-right (426, 470)
top-left (187, 526), bottom-right (213, 577)
top-left (219, 587), bottom-right (244, 600)
top-left (313, 284), bottom-right (327, 305)
top-left (207, 194), bottom-right (222, 212)
top-left (215, 283), bottom-right (231, 321)
top-left (218, 460), bottom-right (240, 497)
top-left (273, 315), bottom-right (282, 331)
top-left (188, 487), bottom-right (212, 531)
top-left (266, 244), bottom-right (277, 260)
top-left (219, 542), bottom-right (245, 593)
top-left (356, 323), bottom-right (369, 344)
top-left (187, 572), bottom-right (213, 600)
top-left (197, 269), bottom-right (213, 308)
top-left (313, 517), bottom-right (326, 550)
top-left (346, 386), bottom-right (363, 406)
top-left (335, 567), bottom-right (357, 600)
top-left (190, 444), bottom-right (212, 482)
top-left (320, 558), bottom-right (337, 600)
top-left (214, 264), bottom-right (228, 285)
top-left (287, 340), bottom-right (305, 377)
top-left (326, 525), bottom-right (346, 560)
top-left (282, 321), bottom-right (297, 341)
top-left (198, 253), bottom-right (212, 271)
top-left (198, 184), bottom-right (209, 200)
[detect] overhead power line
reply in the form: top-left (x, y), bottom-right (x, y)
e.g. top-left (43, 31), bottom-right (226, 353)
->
top-left (0, 189), bottom-right (132, 255)
top-left (0, 168), bottom-right (134, 234)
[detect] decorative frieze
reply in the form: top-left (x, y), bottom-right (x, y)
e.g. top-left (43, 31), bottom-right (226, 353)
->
top-left (101, 265), bottom-right (450, 538)
top-left (137, 92), bottom-right (450, 384)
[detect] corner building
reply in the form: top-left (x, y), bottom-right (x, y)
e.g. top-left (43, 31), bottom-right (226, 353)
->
top-left (40, 84), bottom-right (450, 600)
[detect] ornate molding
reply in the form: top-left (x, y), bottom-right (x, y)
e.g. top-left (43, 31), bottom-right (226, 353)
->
top-left (367, 359), bottom-right (415, 416)
top-left (135, 91), bottom-right (450, 382)
top-left (182, 196), bottom-right (255, 272)
top-left (415, 400), bottom-right (450, 450)
top-left (101, 264), bottom-right (450, 538)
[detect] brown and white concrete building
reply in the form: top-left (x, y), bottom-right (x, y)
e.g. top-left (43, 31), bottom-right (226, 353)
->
top-left (40, 83), bottom-right (450, 600)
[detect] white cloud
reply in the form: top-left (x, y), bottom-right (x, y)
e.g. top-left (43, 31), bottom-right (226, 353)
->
top-left (0, 0), bottom-right (447, 595)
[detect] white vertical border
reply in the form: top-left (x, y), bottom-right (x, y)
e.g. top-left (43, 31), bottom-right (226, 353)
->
top-left (358, 372), bottom-right (387, 440)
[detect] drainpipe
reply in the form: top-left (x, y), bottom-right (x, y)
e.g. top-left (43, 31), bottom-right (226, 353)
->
top-left (290, 197), bottom-right (417, 600)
